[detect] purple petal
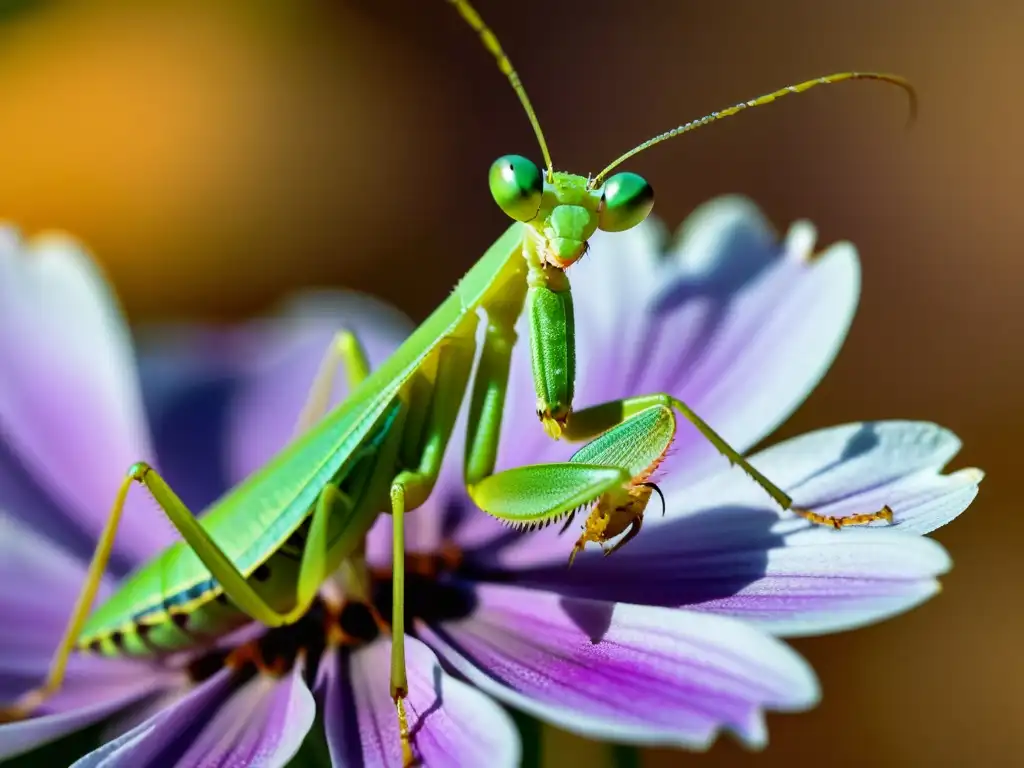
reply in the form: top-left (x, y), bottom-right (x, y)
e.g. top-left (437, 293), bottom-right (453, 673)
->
top-left (0, 516), bottom-right (178, 759)
top-left (680, 419), bottom-right (980, 536)
top-left (419, 583), bottom-right (817, 750)
top-left (0, 436), bottom-right (99, 566)
top-left (74, 662), bottom-right (314, 768)
top-left (0, 514), bottom-right (170, 703)
top-left (0, 230), bottom-right (170, 565)
top-left (0, 514), bottom-right (101, 643)
top-left (71, 671), bottom-right (231, 767)
top-left (364, 502), bottom-right (447, 565)
top-left (221, 291), bottom-right (414, 485)
top-left (499, 421), bottom-right (972, 636)
top-left (589, 199), bottom-right (860, 488)
top-left (0, 684), bottom-right (156, 762)
top-left (319, 636), bottom-right (519, 767)
top-left (516, 519), bottom-right (951, 638)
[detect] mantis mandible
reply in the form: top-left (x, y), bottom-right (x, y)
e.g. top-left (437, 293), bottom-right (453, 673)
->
top-left (1, 0), bottom-right (911, 762)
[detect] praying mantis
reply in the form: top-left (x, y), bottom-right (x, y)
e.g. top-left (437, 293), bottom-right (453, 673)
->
top-left (0, 0), bottom-right (913, 763)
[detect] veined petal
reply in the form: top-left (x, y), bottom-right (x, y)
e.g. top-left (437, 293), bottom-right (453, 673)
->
top-left (0, 514), bottom-right (106, 643)
top-left (500, 421), bottom-right (974, 636)
top-left (0, 229), bottom-right (169, 565)
top-left (0, 684), bottom-right (153, 763)
top-left (419, 583), bottom-right (817, 750)
top-left (0, 438), bottom-right (97, 566)
top-left (658, 419), bottom-right (978, 533)
top-left (0, 514), bottom-right (169, 713)
top-left (73, 663), bottom-right (313, 768)
top-left (0, 515), bottom-right (176, 759)
top-left (174, 663), bottom-right (313, 768)
top-left (517, 514), bottom-right (951, 638)
top-left (319, 636), bottom-right (519, 768)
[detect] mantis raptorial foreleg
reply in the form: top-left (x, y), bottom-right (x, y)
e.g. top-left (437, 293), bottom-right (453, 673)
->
top-left (469, 405), bottom-right (675, 564)
top-left (464, 268), bottom-right (528, 485)
top-left (562, 393), bottom-right (893, 528)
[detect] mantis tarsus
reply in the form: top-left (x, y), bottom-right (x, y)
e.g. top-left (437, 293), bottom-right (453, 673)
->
top-left (1, 0), bottom-right (910, 762)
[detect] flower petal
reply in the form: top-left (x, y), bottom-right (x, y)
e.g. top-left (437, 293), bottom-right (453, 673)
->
top-left (73, 663), bottom-right (314, 768)
top-left (0, 687), bottom-right (150, 763)
top-left (682, 419), bottom-right (979, 536)
top-left (419, 583), bottom-right (818, 750)
top-left (0, 229), bottom-right (169, 565)
top-left (0, 516), bottom-right (179, 759)
top-left (319, 636), bottom-right (519, 768)
top-left (499, 421), bottom-right (974, 636)
top-left (0, 514), bottom-right (99, 644)
top-left (0, 438), bottom-right (98, 565)
top-left (590, 198), bottom-right (860, 488)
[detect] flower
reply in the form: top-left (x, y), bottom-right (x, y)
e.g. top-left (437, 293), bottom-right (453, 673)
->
top-left (0, 197), bottom-right (981, 766)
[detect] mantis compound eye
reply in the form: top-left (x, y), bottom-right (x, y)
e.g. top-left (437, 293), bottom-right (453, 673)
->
top-left (489, 154), bottom-right (543, 222)
top-left (597, 172), bottom-right (654, 232)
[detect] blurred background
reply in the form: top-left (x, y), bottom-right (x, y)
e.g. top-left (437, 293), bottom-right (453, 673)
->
top-left (0, 0), bottom-right (1019, 764)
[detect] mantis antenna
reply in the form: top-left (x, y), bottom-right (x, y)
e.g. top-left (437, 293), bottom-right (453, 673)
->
top-left (591, 72), bottom-right (918, 188)
top-left (447, 0), bottom-right (555, 180)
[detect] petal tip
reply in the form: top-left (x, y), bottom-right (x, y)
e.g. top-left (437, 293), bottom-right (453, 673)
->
top-left (952, 466), bottom-right (985, 485)
top-left (784, 219), bottom-right (819, 260)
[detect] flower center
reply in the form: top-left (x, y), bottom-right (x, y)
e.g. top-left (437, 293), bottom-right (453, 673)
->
top-left (186, 544), bottom-right (474, 684)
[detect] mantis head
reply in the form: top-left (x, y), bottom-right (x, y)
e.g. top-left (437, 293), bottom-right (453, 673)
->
top-left (488, 155), bottom-right (654, 268)
top-left (451, 0), bottom-right (914, 270)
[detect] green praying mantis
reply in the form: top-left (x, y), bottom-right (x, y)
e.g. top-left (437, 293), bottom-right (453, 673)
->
top-left (1, 0), bottom-right (914, 763)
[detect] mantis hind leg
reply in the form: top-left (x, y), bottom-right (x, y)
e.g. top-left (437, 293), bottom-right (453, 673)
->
top-left (295, 329), bottom-right (372, 435)
top-left (0, 473), bottom-right (139, 721)
top-left (131, 465), bottom-right (346, 627)
top-left (562, 393), bottom-right (894, 528)
top-left (0, 467), bottom-right (350, 722)
top-left (0, 332), bottom-right (371, 722)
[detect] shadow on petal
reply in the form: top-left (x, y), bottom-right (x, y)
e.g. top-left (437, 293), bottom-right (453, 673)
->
top-left (558, 598), bottom-right (614, 644)
top-left (790, 422), bottom-right (881, 490)
top-left (636, 221), bottom-right (779, 395)
top-left (492, 506), bottom-right (781, 609)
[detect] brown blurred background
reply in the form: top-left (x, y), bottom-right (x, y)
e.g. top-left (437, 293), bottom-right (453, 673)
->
top-left (0, 0), bottom-right (1019, 764)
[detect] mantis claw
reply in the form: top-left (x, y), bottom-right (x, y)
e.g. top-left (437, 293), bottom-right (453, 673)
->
top-left (395, 693), bottom-right (415, 767)
top-left (790, 504), bottom-right (894, 528)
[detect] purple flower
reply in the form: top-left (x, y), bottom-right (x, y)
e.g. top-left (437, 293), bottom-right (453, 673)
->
top-left (0, 197), bottom-right (981, 766)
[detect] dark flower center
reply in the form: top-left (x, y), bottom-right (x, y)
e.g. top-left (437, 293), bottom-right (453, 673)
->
top-left (186, 546), bottom-right (476, 685)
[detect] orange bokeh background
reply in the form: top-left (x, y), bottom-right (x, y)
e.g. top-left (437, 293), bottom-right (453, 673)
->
top-left (0, 1), bottom-right (1020, 764)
